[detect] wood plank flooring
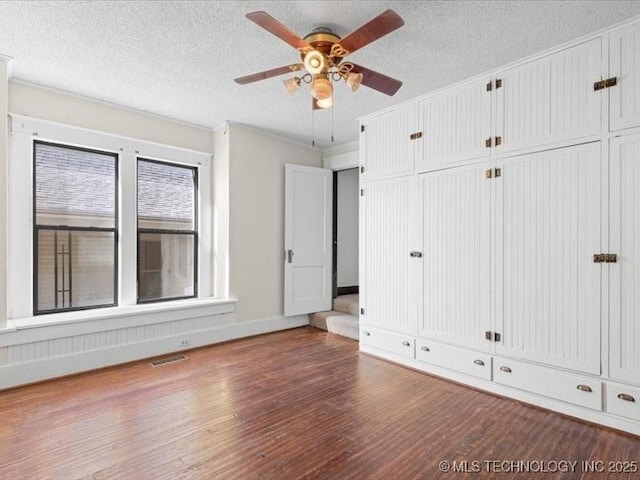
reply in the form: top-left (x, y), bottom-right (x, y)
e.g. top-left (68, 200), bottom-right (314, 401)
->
top-left (1, 327), bottom-right (639, 479)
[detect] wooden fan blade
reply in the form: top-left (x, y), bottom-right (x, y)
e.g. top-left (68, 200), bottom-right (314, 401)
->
top-left (338, 9), bottom-right (404, 55)
top-left (246, 11), bottom-right (311, 50)
top-left (234, 64), bottom-right (303, 85)
top-left (351, 64), bottom-right (403, 96)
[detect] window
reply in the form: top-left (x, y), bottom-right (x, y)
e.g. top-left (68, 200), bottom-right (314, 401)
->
top-left (137, 159), bottom-right (197, 303)
top-left (33, 141), bottom-right (118, 314)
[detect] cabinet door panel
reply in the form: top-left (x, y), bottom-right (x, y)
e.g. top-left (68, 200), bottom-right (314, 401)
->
top-left (361, 176), bottom-right (418, 334)
top-left (419, 164), bottom-right (491, 351)
top-left (360, 104), bottom-right (417, 180)
top-left (610, 22), bottom-right (640, 132)
top-left (418, 77), bottom-right (491, 171)
top-left (495, 143), bottom-right (602, 374)
top-left (610, 134), bottom-right (640, 384)
top-left (496, 38), bottom-right (602, 155)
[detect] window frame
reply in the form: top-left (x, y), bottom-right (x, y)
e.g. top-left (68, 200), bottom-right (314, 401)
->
top-left (136, 157), bottom-right (199, 304)
top-left (32, 140), bottom-right (119, 315)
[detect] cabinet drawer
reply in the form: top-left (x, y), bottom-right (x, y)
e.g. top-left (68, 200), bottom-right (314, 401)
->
top-left (494, 358), bottom-right (602, 411)
top-left (416, 340), bottom-right (492, 381)
top-left (606, 383), bottom-right (640, 421)
top-left (360, 326), bottom-right (415, 359)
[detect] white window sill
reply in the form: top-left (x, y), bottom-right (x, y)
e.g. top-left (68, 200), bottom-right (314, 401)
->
top-left (0, 298), bottom-right (237, 344)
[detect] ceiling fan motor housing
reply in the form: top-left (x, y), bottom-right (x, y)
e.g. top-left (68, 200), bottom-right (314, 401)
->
top-left (302, 27), bottom-right (342, 64)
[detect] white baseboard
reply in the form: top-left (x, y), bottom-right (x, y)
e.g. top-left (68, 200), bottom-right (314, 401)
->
top-left (0, 314), bottom-right (309, 390)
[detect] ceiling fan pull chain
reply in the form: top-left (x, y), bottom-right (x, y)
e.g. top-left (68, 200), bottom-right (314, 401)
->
top-left (311, 108), bottom-right (316, 147)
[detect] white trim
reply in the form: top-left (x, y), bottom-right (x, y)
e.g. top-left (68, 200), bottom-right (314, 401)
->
top-left (225, 121), bottom-right (323, 151)
top-left (0, 298), bottom-right (237, 345)
top-left (360, 345), bottom-right (640, 437)
top-left (0, 54), bottom-right (13, 78)
top-left (9, 78), bottom-right (212, 133)
top-left (359, 14), bottom-right (640, 122)
top-left (10, 113), bottom-right (211, 165)
top-left (7, 114), bottom-right (217, 320)
top-left (0, 314), bottom-right (308, 390)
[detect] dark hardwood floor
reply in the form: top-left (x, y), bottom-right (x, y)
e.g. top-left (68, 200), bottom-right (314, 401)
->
top-left (1, 327), bottom-right (639, 479)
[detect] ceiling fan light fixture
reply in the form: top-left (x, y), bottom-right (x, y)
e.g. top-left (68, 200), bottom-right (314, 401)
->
top-left (311, 74), bottom-right (333, 100)
top-left (283, 77), bottom-right (300, 95)
top-left (317, 95), bottom-right (333, 109)
top-left (346, 72), bottom-right (363, 92)
top-left (304, 50), bottom-right (325, 75)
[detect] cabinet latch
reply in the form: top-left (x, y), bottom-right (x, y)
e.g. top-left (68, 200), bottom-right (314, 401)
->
top-left (485, 331), bottom-right (501, 342)
top-left (594, 77), bottom-right (618, 91)
top-left (410, 131), bottom-right (423, 140)
top-left (410, 251), bottom-right (423, 258)
top-left (594, 253), bottom-right (618, 263)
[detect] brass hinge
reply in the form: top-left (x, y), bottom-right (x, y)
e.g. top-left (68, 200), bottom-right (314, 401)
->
top-left (485, 331), bottom-right (502, 342)
top-left (360, 308), bottom-right (364, 315)
top-left (361, 125), bottom-right (365, 133)
top-left (360, 188), bottom-right (364, 197)
top-left (594, 77), bottom-right (618, 91)
top-left (485, 137), bottom-right (492, 148)
top-left (496, 78), bottom-right (502, 89)
top-left (495, 136), bottom-right (502, 146)
top-left (360, 165), bottom-right (364, 173)
top-left (486, 81), bottom-right (492, 91)
top-left (485, 168), bottom-right (501, 179)
top-left (410, 131), bottom-right (423, 140)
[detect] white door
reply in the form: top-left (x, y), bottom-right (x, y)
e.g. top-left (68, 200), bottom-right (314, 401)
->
top-left (360, 103), bottom-right (418, 181)
top-left (360, 175), bottom-right (419, 335)
top-left (418, 163), bottom-right (491, 351)
top-left (284, 164), bottom-right (332, 316)
top-left (610, 133), bottom-right (640, 384)
top-left (417, 77), bottom-right (491, 172)
top-left (495, 38), bottom-right (602, 155)
top-left (495, 143), bottom-right (602, 374)
top-left (610, 22), bottom-right (640, 132)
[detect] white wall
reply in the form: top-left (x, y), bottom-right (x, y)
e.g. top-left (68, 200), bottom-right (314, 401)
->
top-left (9, 81), bottom-right (212, 153)
top-left (322, 141), bottom-right (358, 171)
top-left (337, 168), bottom-right (359, 288)
top-left (0, 86), bottom-right (318, 389)
top-left (228, 124), bottom-right (323, 323)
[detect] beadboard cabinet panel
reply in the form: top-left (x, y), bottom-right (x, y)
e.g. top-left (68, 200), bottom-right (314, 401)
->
top-left (495, 143), bottom-right (602, 375)
top-left (610, 22), bottom-right (640, 132)
top-left (496, 38), bottom-right (602, 155)
top-left (418, 163), bottom-right (491, 351)
top-left (610, 134), bottom-right (640, 385)
top-left (360, 176), bottom-right (418, 335)
top-left (360, 103), bottom-right (418, 181)
top-left (417, 77), bottom-right (491, 171)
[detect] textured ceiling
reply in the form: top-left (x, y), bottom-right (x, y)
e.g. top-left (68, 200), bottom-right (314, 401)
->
top-left (0, 1), bottom-right (639, 148)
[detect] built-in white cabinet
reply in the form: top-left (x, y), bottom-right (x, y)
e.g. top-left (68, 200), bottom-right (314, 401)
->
top-left (495, 143), bottom-right (603, 375)
top-left (495, 38), bottom-right (602, 155)
top-left (359, 17), bottom-right (640, 436)
top-left (360, 103), bottom-right (418, 181)
top-left (609, 134), bottom-right (640, 385)
top-left (610, 22), bottom-right (640, 132)
top-left (418, 163), bottom-right (491, 351)
top-left (360, 175), bottom-right (418, 335)
top-left (417, 77), bottom-right (491, 172)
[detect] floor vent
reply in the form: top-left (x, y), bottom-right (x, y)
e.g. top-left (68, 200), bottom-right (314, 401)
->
top-left (150, 354), bottom-right (188, 367)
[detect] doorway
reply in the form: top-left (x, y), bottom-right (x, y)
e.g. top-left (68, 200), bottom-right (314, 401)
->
top-left (332, 167), bottom-right (359, 297)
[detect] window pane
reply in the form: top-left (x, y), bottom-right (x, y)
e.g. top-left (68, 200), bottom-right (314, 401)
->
top-left (35, 143), bottom-right (116, 228)
top-left (37, 230), bottom-right (115, 312)
top-left (138, 160), bottom-right (195, 230)
top-left (138, 233), bottom-right (195, 302)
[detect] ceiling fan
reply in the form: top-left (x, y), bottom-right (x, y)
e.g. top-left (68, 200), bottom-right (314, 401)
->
top-left (234, 9), bottom-right (404, 110)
